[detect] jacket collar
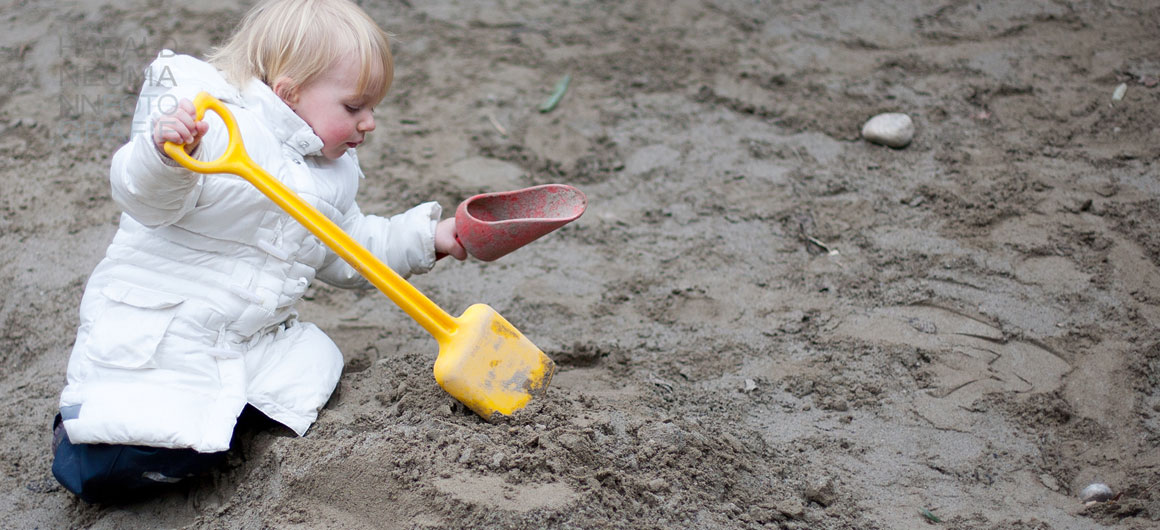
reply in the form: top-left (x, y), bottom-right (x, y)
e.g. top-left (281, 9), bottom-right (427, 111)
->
top-left (240, 79), bottom-right (325, 157)
top-left (143, 52), bottom-right (327, 158)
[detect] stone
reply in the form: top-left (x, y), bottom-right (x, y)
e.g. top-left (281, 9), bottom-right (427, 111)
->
top-left (805, 476), bottom-right (837, 506)
top-left (1080, 483), bottom-right (1114, 503)
top-left (861, 112), bottom-right (914, 148)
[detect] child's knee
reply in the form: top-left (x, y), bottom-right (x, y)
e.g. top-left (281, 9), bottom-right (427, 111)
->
top-left (51, 419), bottom-right (224, 504)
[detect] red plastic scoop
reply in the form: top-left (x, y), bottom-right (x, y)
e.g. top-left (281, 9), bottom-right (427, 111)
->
top-left (456, 184), bottom-right (587, 261)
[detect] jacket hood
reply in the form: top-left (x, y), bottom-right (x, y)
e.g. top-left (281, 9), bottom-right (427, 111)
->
top-left (132, 50), bottom-right (324, 157)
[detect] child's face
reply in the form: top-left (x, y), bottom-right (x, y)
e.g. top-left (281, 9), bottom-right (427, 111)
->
top-left (291, 55), bottom-right (378, 159)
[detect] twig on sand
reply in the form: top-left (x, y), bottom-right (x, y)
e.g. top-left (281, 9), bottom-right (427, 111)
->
top-left (794, 213), bottom-right (839, 256)
top-left (648, 373), bottom-right (674, 392)
top-left (486, 113), bottom-right (508, 137)
top-left (805, 235), bottom-right (839, 256)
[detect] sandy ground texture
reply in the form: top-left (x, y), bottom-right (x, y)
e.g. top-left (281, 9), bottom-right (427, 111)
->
top-left (2, 0), bottom-right (1160, 528)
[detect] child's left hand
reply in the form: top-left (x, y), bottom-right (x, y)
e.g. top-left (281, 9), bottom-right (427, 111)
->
top-left (153, 98), bottom-right (209, 156)
top-left (435, 218), bottom-right (467, 260)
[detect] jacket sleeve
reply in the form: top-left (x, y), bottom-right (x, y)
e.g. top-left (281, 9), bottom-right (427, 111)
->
top-left (315, 201), bottom-right (441, 288)
top-left (108, 125), bottom-right (205, 228)
top-left (108, 91), bottom-right (236, 229)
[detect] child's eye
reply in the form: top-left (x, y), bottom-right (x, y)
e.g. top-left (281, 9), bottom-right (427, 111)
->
top-left (345, 105), bottom-right (361, 113)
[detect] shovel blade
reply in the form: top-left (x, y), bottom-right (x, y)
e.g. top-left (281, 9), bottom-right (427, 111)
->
top-left (434, 304), bottom-right (556, 420)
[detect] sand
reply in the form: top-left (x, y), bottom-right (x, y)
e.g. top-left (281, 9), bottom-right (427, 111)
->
top-left (2, 0), bottom-right (1159, 528)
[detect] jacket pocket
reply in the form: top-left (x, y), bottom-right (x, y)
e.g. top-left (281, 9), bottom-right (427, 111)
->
top-left (84, 279), bottom-right (185, 369)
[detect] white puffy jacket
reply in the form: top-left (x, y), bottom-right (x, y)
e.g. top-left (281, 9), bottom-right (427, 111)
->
top-left (59, 52), bottom-right (440, 452)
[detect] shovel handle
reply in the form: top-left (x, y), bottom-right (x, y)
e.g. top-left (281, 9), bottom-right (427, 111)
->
top-left (163, 92), bottom-right (458, 341)
top-left (162, 94), bottom-right (250, 176)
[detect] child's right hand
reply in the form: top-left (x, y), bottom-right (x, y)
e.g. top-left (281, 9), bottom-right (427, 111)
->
top-left (435, 218), bottom-right (467, 261)
top-left (153, 98), bottom-right (209, 157)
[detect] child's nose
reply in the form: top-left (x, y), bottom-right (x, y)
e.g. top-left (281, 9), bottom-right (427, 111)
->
top-left (359, 113), bottom-right (375, 133)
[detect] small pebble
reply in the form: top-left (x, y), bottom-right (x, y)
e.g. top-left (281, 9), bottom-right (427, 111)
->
top-left (1112, 83), bottom-right (1127, 101)
top-left (1080, 482), bottom-right (1114, 503)
top-left (805, 476), bottom-right (837, 506)
top-left (861, 112), bottom-right (914, 148)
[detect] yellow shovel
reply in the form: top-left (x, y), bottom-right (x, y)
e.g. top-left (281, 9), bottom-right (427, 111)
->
top-left (164, 92), bottom-right (555, 420)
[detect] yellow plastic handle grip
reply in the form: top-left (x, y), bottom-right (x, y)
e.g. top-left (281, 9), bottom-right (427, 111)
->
top-left (162, 92), bottom-right (253, 177)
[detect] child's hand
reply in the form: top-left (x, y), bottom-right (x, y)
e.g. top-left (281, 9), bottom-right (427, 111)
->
top-left (435, 218), bottom-right (467, 261)
top-left (153, 98), bottom-right (209, 157)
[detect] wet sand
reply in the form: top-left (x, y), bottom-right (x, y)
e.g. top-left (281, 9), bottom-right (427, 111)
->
top-left (2, 1), bottom-right (1159, 528)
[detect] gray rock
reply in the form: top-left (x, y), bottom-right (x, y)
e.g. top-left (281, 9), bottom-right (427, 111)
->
top-left (861, 113), bottom-right (914, 148)
top-left (805, 475), bottom-right (837, 506)
top-left (1080, 483), bottom-right (1114, 503)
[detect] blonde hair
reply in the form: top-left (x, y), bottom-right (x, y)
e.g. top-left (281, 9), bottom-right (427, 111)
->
top-left (207, 0), bottom-right (393, 103)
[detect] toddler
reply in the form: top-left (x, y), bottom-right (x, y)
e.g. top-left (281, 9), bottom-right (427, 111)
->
top-left (52, 0), bottom-right (465, 503)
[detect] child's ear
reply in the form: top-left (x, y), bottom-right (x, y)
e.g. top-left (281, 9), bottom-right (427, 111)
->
top-left (272, 76), bottom-right (299, 108)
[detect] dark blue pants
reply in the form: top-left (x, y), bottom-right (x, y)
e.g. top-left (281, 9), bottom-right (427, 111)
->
top-left (51, 414), bottom-right (227, 504)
